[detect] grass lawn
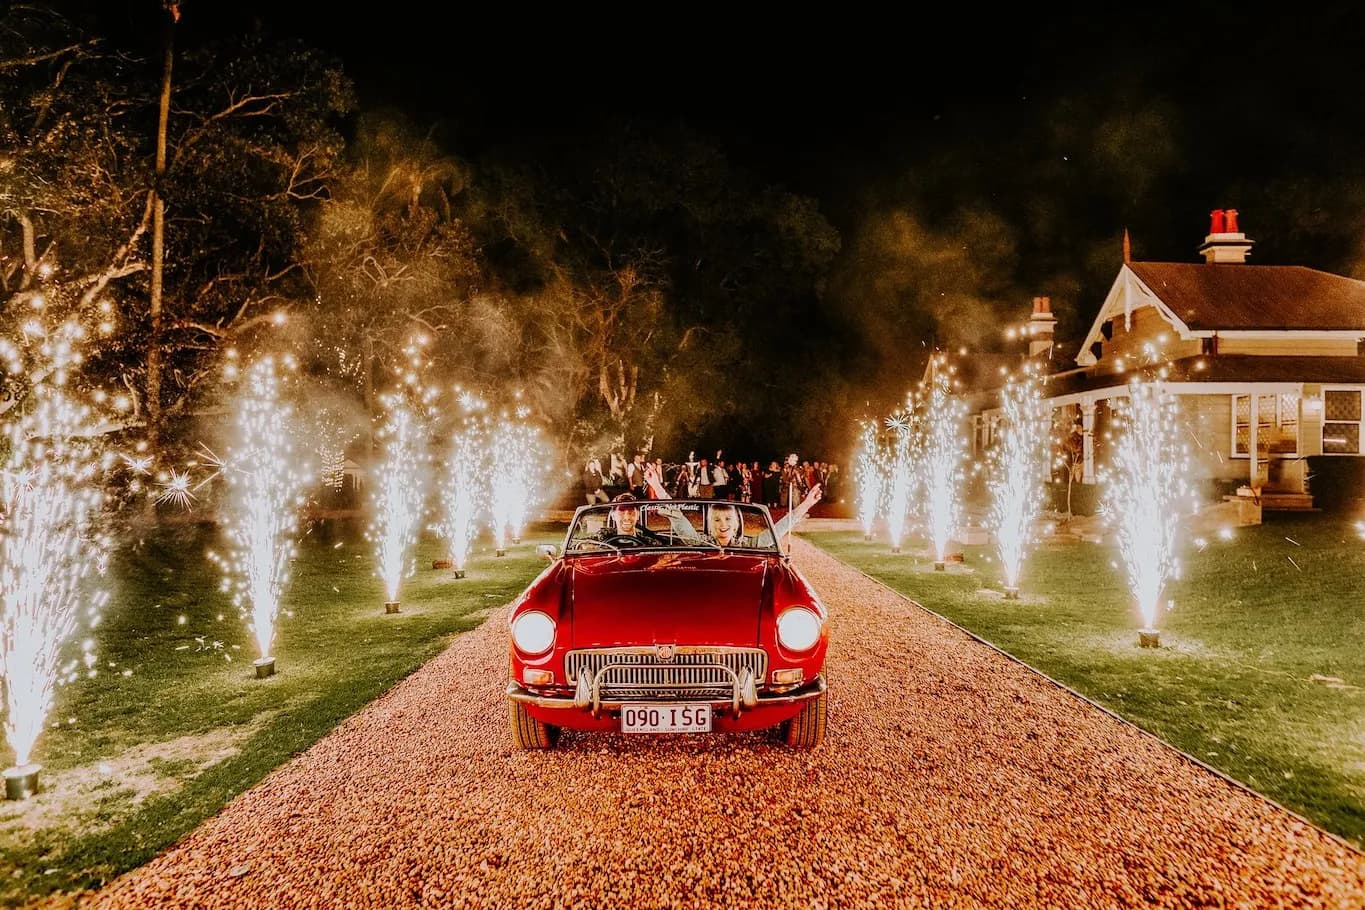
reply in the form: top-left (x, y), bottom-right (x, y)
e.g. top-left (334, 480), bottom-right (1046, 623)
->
top-left (805, 511), bottom-right (1365, 849)
top-left (0, 519), bottom-right (559, 904)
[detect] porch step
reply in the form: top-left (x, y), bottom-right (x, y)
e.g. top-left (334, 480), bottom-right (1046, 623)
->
top-left (1259, 492), bottom-right (1317, 511)
top-left (1223, 491), bottom-right (1317, 512)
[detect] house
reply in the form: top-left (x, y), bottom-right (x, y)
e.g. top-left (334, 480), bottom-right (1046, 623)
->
top-left (956, 210), bottom-right (1365, 512)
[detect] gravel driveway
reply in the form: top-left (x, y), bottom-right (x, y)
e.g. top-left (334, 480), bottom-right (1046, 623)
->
top-left (77, 538), bottom-right (1365, 909)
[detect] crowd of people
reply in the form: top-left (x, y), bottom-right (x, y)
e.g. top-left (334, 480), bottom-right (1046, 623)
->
top-left (580, 451), bottom-right (840, 509)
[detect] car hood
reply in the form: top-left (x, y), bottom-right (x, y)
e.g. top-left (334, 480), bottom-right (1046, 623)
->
top-left (568, 551), bottom-right (769, 647)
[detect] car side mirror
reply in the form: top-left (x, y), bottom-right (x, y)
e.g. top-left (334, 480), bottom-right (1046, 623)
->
top-left (537, 544), bottom-right (560, 561)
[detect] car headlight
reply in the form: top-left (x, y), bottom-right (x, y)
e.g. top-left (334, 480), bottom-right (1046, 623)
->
top-left (776, 607), bottom-right (821, 651)
top-left (511, 611), bottom-right (556, 655)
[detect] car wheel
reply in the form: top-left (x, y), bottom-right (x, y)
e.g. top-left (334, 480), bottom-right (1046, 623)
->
top-left (509, 700), bottom-right (560, 749)
top-left (782, 689), bottom-right (828, 748)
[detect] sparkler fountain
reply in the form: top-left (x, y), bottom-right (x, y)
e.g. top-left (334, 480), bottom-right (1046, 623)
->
top-left (882, 414), bottom-right (915, 554)
top-left (854, 420), bottom-right (884, 542)
top-left (1106, 379), bottom-right (1190, 647)
top-left (489, 416), bottom-right (542, 556)
top-left (370, 398), bottom-right (426, 613)
top-left (435, 421), bottom-right (486, 578)
top-left (212, 357), bottom-right (309, 678)
top-left (988, 374), bottom-right (1049, 599)
top-left (0, 328), bottom-right (109, 799)
top-left (923, 378), bottom-right (966, 571)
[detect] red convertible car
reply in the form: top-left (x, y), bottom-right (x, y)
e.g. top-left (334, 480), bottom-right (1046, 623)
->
top-left (507, 499), bottom-right (829, 748)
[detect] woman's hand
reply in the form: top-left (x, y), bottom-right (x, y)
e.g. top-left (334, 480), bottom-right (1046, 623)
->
top-left (802, 483), bottom-right (823, 510)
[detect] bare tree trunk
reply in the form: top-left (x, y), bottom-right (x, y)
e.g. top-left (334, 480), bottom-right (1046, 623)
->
top-left (147, 3), bottom-right (179, 450)
top-left (363, 332), bottom-right (376, 455)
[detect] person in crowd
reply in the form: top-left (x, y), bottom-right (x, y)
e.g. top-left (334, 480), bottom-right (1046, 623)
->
top-left (626, 452), bottom-right (647, 498)
top-left (738, 461), bottom-right (753, 503)
top-left (696, 457), bottom-right (715, 499)
top-left (672, 461), bottom-right (694, 498)
top-left (763, 461), bottom-right (781, 507)
top-left (582, 456), bottom-right (608, 505)
top-left (644, 456), bottom-right (666, 499)
top-left (713, 459), bottom-right (730, 500)
top-left (780, 455), bottom-right (808, 509)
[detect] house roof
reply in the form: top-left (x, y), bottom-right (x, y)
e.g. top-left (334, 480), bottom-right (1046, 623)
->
top-left (1127, 262), bottom-right (1365, 331)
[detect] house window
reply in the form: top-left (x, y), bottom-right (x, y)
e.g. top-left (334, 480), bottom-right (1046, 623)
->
top-left (1233, 392), bottom-right (1300, 456)
top-left (1322, 388), bottom-right (1362, 454)
top-left (1234, 395), bottom-right (1250, 455)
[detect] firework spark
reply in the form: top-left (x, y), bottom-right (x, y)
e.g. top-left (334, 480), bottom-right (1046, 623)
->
top-left (0, 333), bottom-right (108, 771)
top-left (923, 378), bottom-right (966, 564)
top-left (154, 470), bottom-right (196, 510)
top-left (489, 417), bottom-right (542, 551)
top-left (883, 414), bottom-right (916, 551)
top-left (210, 358), bottom-right (309, 666)
top-left (854, 420), bottom-right (885, 538)
top-left (1105, 380), bottom-right (1190, 633)
top-left (435, 420), bottom-right (487, 573)
top-left (370, 398), bottom-right (426, 602)
top-left (988, 374), bottom-right (1049, 593)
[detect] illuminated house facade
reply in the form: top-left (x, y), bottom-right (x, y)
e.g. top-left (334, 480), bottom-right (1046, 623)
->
top-left (962, 210), bottom-right (1365, 511)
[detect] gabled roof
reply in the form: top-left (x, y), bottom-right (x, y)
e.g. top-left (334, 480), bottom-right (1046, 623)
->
top-left (1127, 262), bottom-right (1365, 331)
top-left (1074, 262), bottom-right (1365, 367)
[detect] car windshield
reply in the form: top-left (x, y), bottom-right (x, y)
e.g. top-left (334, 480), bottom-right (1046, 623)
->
top-left (565, 501), bottom-right (781, 553)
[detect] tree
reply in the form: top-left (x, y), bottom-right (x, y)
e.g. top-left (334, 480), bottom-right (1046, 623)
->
top-left (463, 121), bottom-right (841, 461)
top-left (0, 5), bottom-right (355, 441)
top-left (295, 112), bottom-right (482, 446)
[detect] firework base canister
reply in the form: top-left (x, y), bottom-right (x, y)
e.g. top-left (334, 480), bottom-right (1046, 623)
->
top-left (453, 570), bottom-right (466, 579)
top-left (254, 656), bottom-right (276, 679)
top-left (933, 561), bottom-right (946, 572)
top-left (1004, 586), bottom-right (1019, 600)
top-left (1138, 629), bottom-right (1161, 649)
top-left (4, 764), bottom-right (40, 801)
top-left (512, 537), bottom-right (521, 545)
top-left (496, 549), bottom-right (507, 558)
top-left (891, 546), bottom-right (901, 554)
top-left (385, 601), bottom-right (401, 615)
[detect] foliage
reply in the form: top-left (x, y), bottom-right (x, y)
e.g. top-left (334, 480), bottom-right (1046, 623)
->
top-left (463, 121), bottom-right (841, 460)
top-left (0, 6), bottom-right (354, 441)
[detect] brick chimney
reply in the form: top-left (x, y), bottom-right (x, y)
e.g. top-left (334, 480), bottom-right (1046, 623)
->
top-left (1197, 208), bottom-right (1254, 263)
top-left (1028, 296), bottom-right (1056, 357)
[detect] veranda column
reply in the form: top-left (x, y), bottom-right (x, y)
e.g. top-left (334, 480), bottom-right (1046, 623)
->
top-left (1081, 400), bottom-right (1097, 484)
top-left (1249, 392), bottom-right (1260, 487)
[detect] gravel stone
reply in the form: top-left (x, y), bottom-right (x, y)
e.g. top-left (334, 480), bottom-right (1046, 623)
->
top-left (71, 539), bottom-right (1365, 909)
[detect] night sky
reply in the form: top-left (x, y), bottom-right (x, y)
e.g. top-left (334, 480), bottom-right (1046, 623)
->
top-left (69, 1), bottom-right (1365, 455)
top-left (206, 3), bottom-right (1365, 286)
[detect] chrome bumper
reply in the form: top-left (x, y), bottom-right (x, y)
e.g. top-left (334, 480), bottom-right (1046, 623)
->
top-left (507, 673), bottom-right (826, 718)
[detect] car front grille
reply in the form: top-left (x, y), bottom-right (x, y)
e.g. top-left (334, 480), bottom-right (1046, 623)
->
top-left (564, 647), bottom-right (768, 700)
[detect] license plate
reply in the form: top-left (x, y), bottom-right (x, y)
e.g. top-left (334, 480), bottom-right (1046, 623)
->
top-left (620, 704), bottom-right (713, 733)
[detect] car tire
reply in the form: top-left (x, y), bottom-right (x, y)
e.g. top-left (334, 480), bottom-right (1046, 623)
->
top-left (509, 700), bottom-right (560, 749)
top-left (781, 689), bottom-right (828, 748)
